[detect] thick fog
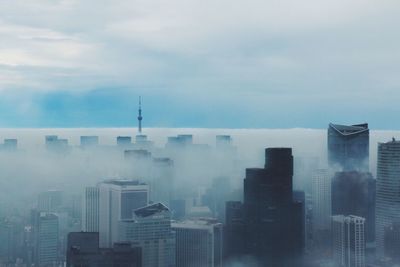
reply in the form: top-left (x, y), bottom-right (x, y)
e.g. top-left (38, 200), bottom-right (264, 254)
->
top-left (0, 127), bottom-right (396, 212)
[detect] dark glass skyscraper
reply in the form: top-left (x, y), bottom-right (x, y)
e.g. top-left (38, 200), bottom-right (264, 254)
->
top-left (243, 148), bottom-right (304, 266)
top-left (328, 123), bottom-right (369, 171)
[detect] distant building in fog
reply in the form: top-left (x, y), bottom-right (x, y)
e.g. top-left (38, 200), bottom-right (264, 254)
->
top-left (216, 135), bottom-right (231, 148)
top-left (67, 232), bottom-right (142, 267)
top-left (99, 180), bottom-right (149, 248)
top-left (3, 139), bottom-right (17, 151)
top-left (117, 136), bottom-right (132, 147)
top-left (37, 190), bottom-right (63, 213)
top-left (328, 123), bottom-right (369, 171)
top-left (332, 215), bottom-right (365, 267)
top-left (172, 218), bottom-right (223, 267)
top-left (384, 222), bottom-right (400, 262)
top-left (311, 169), bottom-right (331, 232)
top-left (83, 187), bottom-right (99, 232)
top-left (376, 139), bottom-right (400, 256)
top-left (331, 171), bottom-right (375, 242)
top-left (119, 203), bottom-right (175, 267)
top-left (80, 136), bottom-right (99, 148)
top-left (45, 135), bottom-right (69, 152)
top-left (34, 212), bottom-right (59, 267)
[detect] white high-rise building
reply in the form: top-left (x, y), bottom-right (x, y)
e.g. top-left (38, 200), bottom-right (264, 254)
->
top-left (172, 218), bottom-right (223, 267)
top-left (35, 212), bottom-right (59, 267)
top-left (312, 169), bottom-right (331, 232)
top-left (332, 215), bottom-right (365, 267)
top-left (82, 187), bottom-right (99, 232)
top-left (99, 179), bottom-right (149, 248)
top-left (376, 139), bottom-right (400, 256)
top-left (119, 203), bottom-right (176, 267)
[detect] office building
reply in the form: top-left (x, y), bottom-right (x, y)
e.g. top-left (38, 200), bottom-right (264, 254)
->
top-left (67, 232), bottom-right (142, 267)
top-left (311, 169), bottom-right (331, 232)
top-left (117, 136), bottom-right (132, 147)
top-left (80, 136), bottom-right (99, 148)
top-left (332, 215), bottom-right (365, 267)
top-left (328, 123), bottom-right (369, 171)
top-left (99, 180), bottom-right (149, 248)
top-left (34, 212), bottom-right (59, 267)
top-left (332, 171), bottom-right (375, 242)
top-left (172, 218), bottom-right (223, 267)
top-left (376, 139), bottom-right (400, 256)
top-left (224, 201), bottom-right (245, 260)
top-left (45, 135), bottom-right (69, 152)
top-left (226, 148), bottom-right (304, 265)
top-left (83, 187), bottom-right (99, 232)
top-left (151, 158), bottom-right (174, 207)
top-left (119, 203), bottom-right (175, 267)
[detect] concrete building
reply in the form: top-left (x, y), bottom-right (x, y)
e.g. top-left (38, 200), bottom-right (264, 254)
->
top-left (172, 218), bottom-right (223, 267)
top-left (83, 187), bottom-right (99, 232)
top-left (35, 212), bottom-right (59, 267)
top-left (99, 180), bottom-right (149, 248)
top-left (119, 203), bottom-right (176, 267)
top-left (332, 215), bottom-right (365, 267)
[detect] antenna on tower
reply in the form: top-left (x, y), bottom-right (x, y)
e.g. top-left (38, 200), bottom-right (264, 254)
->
top-left (138, 96), bottom-right (143, 134)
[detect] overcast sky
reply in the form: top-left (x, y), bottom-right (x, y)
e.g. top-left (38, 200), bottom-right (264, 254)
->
top-left (0, 0), bottom-right (399, 128)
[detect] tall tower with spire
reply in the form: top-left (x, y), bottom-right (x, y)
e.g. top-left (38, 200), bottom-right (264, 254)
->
top-left (138, 96), bottom-right (143, 134)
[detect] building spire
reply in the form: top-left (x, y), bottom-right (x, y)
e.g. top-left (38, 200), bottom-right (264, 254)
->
top-left (138, 96), bottom-right (143, 134)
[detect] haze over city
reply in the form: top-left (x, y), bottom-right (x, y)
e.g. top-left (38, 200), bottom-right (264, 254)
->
top-left (1, 1), bottom-right (400, 267)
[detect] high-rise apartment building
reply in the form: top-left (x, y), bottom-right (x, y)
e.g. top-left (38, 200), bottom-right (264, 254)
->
top-left (376, 139), bottom-right (400, 256)
top-left (332, 215), bottom-right (365, 267)
top-left (328, 123), bottom-right (369, 171)
top-left (172, 218), bottom-right (223, 267)
top-left (83, 187), bottom-right (99, 232)
top-left (119, 203), bottom-right (176, 267)
top-left (99, 180), bottom-right (149, 248)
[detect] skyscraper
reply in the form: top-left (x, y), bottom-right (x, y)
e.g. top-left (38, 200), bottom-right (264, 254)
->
top-left (172, 218), bottom-right (223, 267)
top-left (118, 203), bottom-right (176, 267)
top-left (99, 180), bottom-right (149, 248)
top-left (332, 215), bottom-right (365, 267)
top-left (241, 148), bottom-right (304, 265)
top-left (328, 123), bottom-right (369, 171)
top-left (376, 139), bottom-right (400, 256)
top-left (34, 212), bottom-right (59, 267)
top-left (83, 187), bottom-right (99, 232)
top-left (331, 171), bottom-right (375, 242)
top-left (311, 169), bottom-right (331, 233)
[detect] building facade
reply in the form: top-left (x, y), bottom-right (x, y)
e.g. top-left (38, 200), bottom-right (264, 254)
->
top-left (83, 187), bottom-right (99, 232)
top-left (172, 218), bottom-right (223, 267)
top-left (376, 139), bottom-right (400, 256)
top-left (118, 203), bottom-right (176, 267)
top-left (99, 180), bottom-right (149, 248)
top-left (328, 123), bottom-right (369, 171)
top-left (332, 215), bottom-right (365, 267)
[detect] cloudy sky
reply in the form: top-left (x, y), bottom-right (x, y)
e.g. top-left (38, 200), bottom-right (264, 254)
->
top-left (0, 0), bottom-right (399, 128)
